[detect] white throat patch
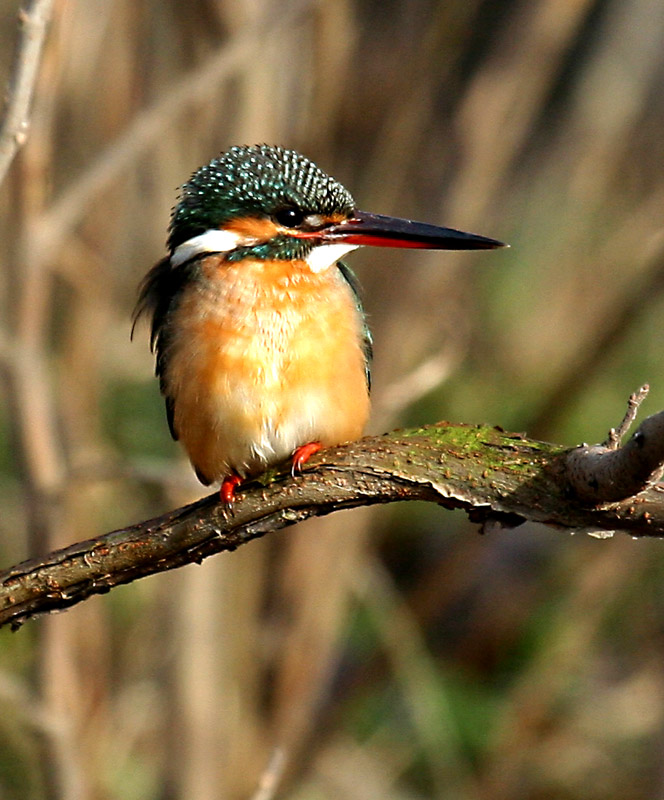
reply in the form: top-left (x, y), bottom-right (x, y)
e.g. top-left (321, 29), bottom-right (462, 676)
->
top-left (305, 243), bottom-right (359, 274)
top-left (171, 229), bottom-right (244, 266)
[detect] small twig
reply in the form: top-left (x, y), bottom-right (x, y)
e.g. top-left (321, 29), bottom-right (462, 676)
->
top-left (567, 405), bottom-right (664, 505)
top-left (249, 748), bottom-right (287, 800)
top-left (0, 0), bottom-right (54, 187)
top-left (376, 347), bottom-right (458, 419)
top-left (604, 384), bottom-right (650, 449)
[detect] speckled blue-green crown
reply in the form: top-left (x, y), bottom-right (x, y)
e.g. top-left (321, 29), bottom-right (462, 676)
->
top-left (168, 144), bottom-right (355, 251)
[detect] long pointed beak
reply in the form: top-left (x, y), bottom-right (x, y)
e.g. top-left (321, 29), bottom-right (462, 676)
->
top-left (317, 210), bottom-right (506, 250)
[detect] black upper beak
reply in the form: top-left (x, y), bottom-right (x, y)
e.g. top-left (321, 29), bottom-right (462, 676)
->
top-left (318, 210), bottom-right (506, 250)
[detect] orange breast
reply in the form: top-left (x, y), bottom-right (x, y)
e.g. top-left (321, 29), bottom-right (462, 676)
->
top-left (162, 256), bottom-right (370, 483)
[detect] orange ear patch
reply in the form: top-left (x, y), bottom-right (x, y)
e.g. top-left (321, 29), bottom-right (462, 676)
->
top-left (223, 216), bottom-right (280, 241)
top-left (223, 212), bottom-right (349, 241)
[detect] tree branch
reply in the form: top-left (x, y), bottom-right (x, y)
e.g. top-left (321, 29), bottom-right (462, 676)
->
top-left (3, 412), bottom-right (664, 631)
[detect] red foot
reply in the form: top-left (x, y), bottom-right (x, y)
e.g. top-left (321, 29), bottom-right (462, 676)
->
top-left (291, 441), bottom-right (322, 475)
top-left (220, 474), bottom-right (243, 505)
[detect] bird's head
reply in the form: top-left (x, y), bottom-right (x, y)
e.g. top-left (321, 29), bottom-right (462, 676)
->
top-left (168, 144), bottom-right (505, 271)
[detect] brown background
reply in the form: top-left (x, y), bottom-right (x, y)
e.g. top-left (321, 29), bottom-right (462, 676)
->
top-left (2, 1), bottom-right (664, 798)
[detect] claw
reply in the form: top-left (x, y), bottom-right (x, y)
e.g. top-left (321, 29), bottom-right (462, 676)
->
top-left (220, 474), bottom-right (243, 505)
top-left (291, 442), bottom-right (322, 475)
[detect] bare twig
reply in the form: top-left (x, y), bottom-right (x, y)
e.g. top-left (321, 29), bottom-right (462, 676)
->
top-left (604, 383), bottom-right (650, 449)
top-left (376, 347), bottom-right (458, 419)
top-left (0, 0), bottom-right (54, 187)
top-left (250, 748), bottom-right (287, 800)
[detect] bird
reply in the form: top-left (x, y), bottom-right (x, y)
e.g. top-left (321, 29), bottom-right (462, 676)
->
top-left (133, 144), bottom-right (505, 504)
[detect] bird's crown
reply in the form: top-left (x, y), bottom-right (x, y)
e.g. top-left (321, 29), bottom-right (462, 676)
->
top-left (168, 144), bottom-right (354, 252)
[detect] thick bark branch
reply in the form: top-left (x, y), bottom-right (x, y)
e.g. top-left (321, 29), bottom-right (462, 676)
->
top-left (566, 411), bottom-right (664, 504)
top-left (2, 418), bottom-right (664, 631)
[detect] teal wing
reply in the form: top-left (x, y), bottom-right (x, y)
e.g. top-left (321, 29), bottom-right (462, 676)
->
top-left (337, 261), bottom-right (373, 392)
top-left (132, 256), bottom-right (198, 442)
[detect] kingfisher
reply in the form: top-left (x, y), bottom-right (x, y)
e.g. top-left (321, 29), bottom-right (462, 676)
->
top-left (133, 144), bottom-right (505, 504)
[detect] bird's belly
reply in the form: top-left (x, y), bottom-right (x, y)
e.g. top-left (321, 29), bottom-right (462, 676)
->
top-left (201, 372), bottom-right (361, 478)
top-left (164, 262), bottom-right (369, 483)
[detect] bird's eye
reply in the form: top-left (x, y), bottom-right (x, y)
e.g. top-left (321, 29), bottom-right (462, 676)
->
top-left (274, 207), bottom-right (305, 228)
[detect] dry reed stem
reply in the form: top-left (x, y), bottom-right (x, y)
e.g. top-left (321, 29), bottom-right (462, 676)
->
top-left (0, 0), bottom-right (54, 186)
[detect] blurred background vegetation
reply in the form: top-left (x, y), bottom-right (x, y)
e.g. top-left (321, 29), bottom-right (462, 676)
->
top-left (2, 0), bottom-right (664, 798)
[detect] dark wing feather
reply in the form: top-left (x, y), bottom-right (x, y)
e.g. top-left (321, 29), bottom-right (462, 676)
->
top-left (132, 256), bottom-right (197, 441)
top-left (337, 261), bottom-right (373, 392)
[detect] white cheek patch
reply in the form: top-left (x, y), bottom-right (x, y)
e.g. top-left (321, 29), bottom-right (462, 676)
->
top-left (171, 229), bottom-right (245, 266)
top-left (305, 243), bottom-right (359, 274)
